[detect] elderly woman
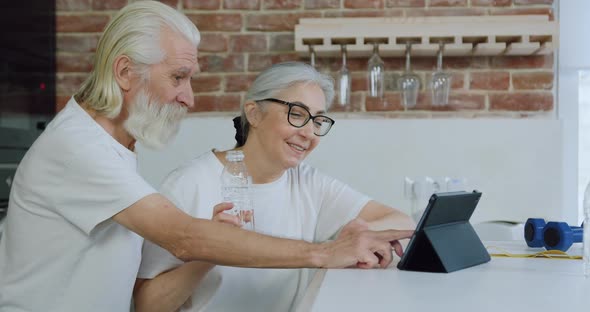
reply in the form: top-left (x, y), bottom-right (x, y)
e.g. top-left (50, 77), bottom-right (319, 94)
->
top-left (134, 62), bottom-right (414, 312)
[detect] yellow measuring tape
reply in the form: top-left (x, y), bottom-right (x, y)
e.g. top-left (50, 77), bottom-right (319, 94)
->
top-left (486, 246), bottom-right (582, 260)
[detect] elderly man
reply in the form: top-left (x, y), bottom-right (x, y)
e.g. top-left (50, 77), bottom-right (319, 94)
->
top-left (0, 1), bottom-right (412, 311)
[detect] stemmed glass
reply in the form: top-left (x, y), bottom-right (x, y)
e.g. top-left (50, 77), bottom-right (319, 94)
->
top-left (367, 42), bottom-right (384, 99)
top-left (308, 44), bottom-right (317, 68)
top-left (397, 42), bottom-right (420, 109)
top-left (430, 42), bottom-right (452, 106)
top-left (336, 44), bottom-right (351, 110)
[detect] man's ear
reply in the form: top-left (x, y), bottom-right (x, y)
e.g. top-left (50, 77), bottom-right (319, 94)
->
top-left (244, 101), bottom-right (261, 127)
top-left (113, 55), bottom-right (133, 92)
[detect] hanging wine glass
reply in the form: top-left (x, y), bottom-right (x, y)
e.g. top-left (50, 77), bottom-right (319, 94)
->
top-left (336, 44), bottom-right (351, 110)
top-left (430, 42), bottom-right (452, 106)
top-left (397, 42), bottom-right (420, 109)
top-left (308, 44), bottom-right (317, 68)
top-left (367, 42), bottom-right (384, 99)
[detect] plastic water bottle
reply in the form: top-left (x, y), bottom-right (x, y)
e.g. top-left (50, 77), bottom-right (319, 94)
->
top-left (220, 150), bottom-right (254, 231)
top-left (584, 182), bottom-right (590, 277)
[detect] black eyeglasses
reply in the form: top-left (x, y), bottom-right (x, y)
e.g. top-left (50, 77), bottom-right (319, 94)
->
top-left (256, 98), bottom-right (335, 136)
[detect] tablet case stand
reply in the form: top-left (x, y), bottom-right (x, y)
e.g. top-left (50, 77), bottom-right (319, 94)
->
top-left (398, 191), bottom-right (490, 273)
top-left (401, 222), bottom-right (490, 273)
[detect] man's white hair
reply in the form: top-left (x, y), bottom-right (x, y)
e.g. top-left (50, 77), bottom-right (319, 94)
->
top-left (74, 0), bottom-right (200, 118)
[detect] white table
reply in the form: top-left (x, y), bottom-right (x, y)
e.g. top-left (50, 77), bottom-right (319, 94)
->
top-left (298, 241), bottom-right (590, 311)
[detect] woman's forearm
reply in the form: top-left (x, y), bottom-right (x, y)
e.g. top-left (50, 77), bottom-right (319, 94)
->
top-left (358, 200), bottom-right (416, 231)
top-left (134, 262), bottom-right (215, 312)
top-left (367, 211), bottom-right (416, 231)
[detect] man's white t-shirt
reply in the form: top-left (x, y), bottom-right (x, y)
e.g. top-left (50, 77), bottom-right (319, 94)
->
top-left (138, 151), bottom-right (371, 312)
top-left (0, 97), bottom-right (156, 312)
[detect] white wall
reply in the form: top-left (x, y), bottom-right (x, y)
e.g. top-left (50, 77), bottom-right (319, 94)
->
top-left (138, 117), bottom-right (563, 224)
top-left (558, 0), bottom-right (590, 224)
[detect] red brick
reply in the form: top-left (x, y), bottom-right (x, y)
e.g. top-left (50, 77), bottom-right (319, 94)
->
top-left (226, 74), bottom-right (258, 92)
top-left (470, 72), bottom-right (510, 90)
top-left (445, 93), bottom-right (486, 110)
top-left (248, 53), bottom-right (301, 71)
top-left (444, 57), bottom-right (489, 70)
top-left (159, 0), bottom-right (180, 8)
top-left (489, 92), bottom-right (553, 111)
top-left (344, 0), bottom-right (384, 9)
top-left (264, 0), bottom-right (303, 9)
top-left (411, 92), bottom-right (485, 110)
top-left (471, 0), bottom-right (510, 6)
top-left (366, 93), bottom-right (403, 111)
top-left (56, 34), bottom-right (100, 53)
top-left (246, 12), bottom-right (321, 31)
top-left (514, 0), bottom-right (553, 4)
top-left (56, 0), bottom-right (92, 11)
top-left (230, 34), bottom-right (267, 53)
top-left (451, 73), bottom-right (466, 89)
top-left (386, 0), bottom-right (425, 7)
top-left (199, 33), bottom-right (228, 53)
top-left (406, 8), bottom-right (486, 17)
top-left (92, 0), bottom-right (127, 10)
top-left (198, 54), bottom-right (245, 73)
top-left (382, 57), bottom-right (405, 71)
top-left (186, 14), bottom-right (242, 32)
top-left (56, 14), bottom-right (110, 33)
top-left (491, 55), bottom-right (553, 69)
top-left (351, 74), bottom-right (368, 92)
top-left (304, 0), bottom-right (340, 9)
top-left (56, 96), bottom-right (71, 112)
top-left (429, 0), bottom-right (467, 6)
top-left (324, 10), bottom-right (403, 17)
top-left (191, 75), bottom-right (222, 92)
top-left (56, 54), bottom-right (94, 72)
top-left (269, 34), bottom-right (294, 51)
top-left (183, 0), bottom-right (220, 9)
top-left (192, 94), bottom-right (242, 112)
top-left (512, 72), bottom-right (553, 90)
top-left (56, 74), bottom-right (88, 95)
top-left (329, 93), bottom-right (363, 112)
top-left (224, 0), bottom-right (260, 9)
top-left (408, 57), bottom-right (436, 71)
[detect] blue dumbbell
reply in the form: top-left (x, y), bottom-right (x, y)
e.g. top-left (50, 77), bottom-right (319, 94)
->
top-left (524, 218), bottom-right (583, 251)
top-left (524, 218), bottom-right (547, 247)
top-left (543, 222), bottom-right (583, 252)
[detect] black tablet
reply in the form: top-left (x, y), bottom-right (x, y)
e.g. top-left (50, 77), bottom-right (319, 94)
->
top-left (397, 190), bottom-right (490, 273)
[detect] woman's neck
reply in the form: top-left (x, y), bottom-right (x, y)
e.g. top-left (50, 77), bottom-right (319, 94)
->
top-left (241, 140), bottom-right (285, 184)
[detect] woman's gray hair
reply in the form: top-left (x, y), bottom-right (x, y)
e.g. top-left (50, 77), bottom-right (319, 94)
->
top-left (74, 0), bottom-right (200, 118)
top-left (236, 61), bottom-right (335, 147)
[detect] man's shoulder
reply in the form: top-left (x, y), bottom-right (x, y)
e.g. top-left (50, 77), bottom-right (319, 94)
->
top-left (43, 101), bottom-right (109, 150)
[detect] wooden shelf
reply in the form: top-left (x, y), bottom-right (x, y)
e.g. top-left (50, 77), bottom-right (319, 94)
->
top-left (294, 15), bottom-right (557, 57)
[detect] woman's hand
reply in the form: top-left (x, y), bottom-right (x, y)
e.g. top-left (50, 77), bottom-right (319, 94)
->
top-left (212, 202), bottom-right (241, 227)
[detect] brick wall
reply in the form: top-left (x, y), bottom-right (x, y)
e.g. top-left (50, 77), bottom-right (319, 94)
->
top-left (56, 0), bottom-right (555, 117)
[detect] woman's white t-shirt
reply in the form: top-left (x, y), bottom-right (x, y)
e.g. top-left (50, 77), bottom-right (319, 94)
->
top-left (138, 150), bottom-right (371, 312)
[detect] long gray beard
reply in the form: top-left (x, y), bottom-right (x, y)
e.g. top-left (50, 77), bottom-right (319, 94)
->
top-left (124, 90), bottom-right (188, 149)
